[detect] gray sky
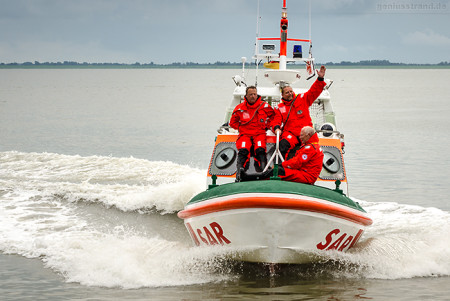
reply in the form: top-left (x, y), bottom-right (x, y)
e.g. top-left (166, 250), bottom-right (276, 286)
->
top-left (1, 0), bottom-right (449, 64)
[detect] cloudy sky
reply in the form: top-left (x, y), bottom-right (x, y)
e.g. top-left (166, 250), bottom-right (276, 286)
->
top-left (1, 0), bottom-right (449, 64)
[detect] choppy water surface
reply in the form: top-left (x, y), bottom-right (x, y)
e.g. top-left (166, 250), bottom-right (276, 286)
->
top-left (1, 68), bottom-right (449, 300)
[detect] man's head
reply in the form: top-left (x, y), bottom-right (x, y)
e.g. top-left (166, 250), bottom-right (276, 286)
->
top-left (281, 86), bottom-right (294, 101)
top-left (300, 126), bottom-right (315, 144)
top-left (245, 86), bottom-right (258, 105)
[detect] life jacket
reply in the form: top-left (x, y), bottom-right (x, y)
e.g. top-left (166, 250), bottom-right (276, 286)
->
top-left (229, 96), bottom-right (274, 136)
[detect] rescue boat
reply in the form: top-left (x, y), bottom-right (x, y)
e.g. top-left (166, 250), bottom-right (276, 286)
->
top-left (177, 0), bottom-right (372, 264)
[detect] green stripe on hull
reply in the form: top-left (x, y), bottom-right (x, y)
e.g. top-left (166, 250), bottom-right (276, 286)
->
top-left (188, 180), bottom-right (366, 213)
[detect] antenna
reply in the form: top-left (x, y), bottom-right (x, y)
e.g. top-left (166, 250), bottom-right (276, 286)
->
top-left (254, 0), bottom-right (260, 58)
top-left (309, 0), bottom-right (312, 43)
top-left (303, 0), bottom-right (316, 80)
top-left (254, 0), bottom-right (261, 86)
top-left (308, 0), bottom-right (313, 58)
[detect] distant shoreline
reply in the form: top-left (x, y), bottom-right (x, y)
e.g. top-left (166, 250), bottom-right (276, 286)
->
top-left (1, 65), bottom-right (449, 69)
top-left (1, 60), bottom-right (449, 69)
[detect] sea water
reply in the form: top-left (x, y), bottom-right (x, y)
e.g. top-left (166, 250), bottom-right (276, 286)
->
top-left (1, 68), bottom-right (449, 300)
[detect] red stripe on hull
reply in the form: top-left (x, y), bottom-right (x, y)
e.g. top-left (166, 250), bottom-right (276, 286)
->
top-left (178, 196), bottom-right (373, 226)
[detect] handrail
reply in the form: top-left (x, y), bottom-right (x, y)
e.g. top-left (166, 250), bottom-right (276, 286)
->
top-left (316, 129), bottom-right (341, 135)
top-left (263, 131), bottom-right (284, 173)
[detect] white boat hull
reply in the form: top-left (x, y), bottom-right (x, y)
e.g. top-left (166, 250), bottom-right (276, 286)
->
top-left (181, 190), bottom-right (368, 264)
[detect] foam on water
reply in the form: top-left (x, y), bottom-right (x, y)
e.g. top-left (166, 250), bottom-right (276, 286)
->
top-left (39, 232), bottom-right (234, 288)
top-left (0, 151), bottom-right (233, 288)
top-left (1, 151), bottom-right (449, 288)
top-left (320, 199), bottom-right (450, 279)
top-left (0, 151), bottom-right (203, 213)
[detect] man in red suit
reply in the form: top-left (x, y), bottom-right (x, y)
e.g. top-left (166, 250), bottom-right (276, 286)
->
top-left (272, 65), bottom-right (327, 158)
top-left (230, 86), bottom-right (274, 180)
top-left (278, 126), bottom-right (324, 184)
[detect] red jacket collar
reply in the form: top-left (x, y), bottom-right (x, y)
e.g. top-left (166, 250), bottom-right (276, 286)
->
top-left (281, 93), bottom-right (297, 105)
top-left (307, 133), bottom-right (320, 144)
top-left (244, 95), bottom-right (262, 108)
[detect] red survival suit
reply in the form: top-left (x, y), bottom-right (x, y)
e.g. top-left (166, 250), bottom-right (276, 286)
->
top-left (230, 96), bottom-right (274, 171)
top-left (272, 78), bottom-right (326, 157)
top-left (280, 134), bottom-right (324, 184)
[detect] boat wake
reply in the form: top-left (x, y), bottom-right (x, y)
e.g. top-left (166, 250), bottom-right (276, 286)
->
top-left (1, 151), bottom-right (449, 288)
top-left (0, 151), bottom-right (202, 213)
